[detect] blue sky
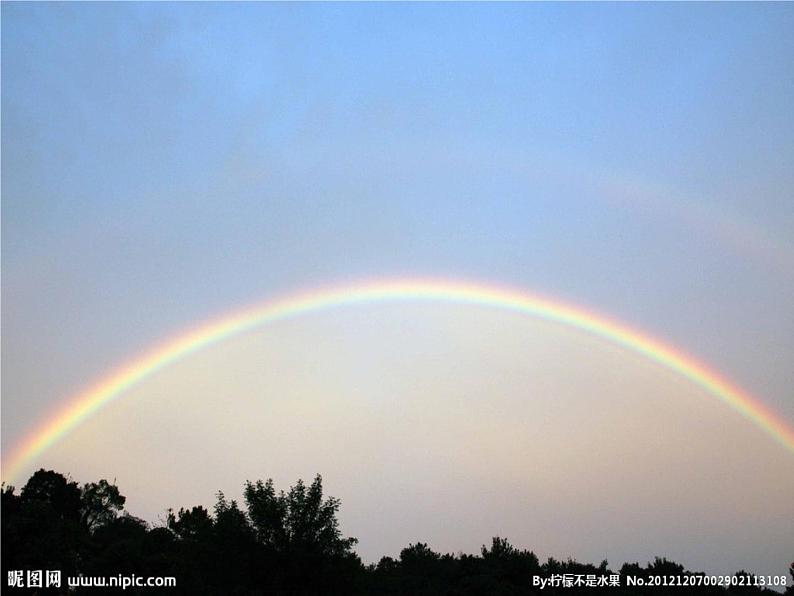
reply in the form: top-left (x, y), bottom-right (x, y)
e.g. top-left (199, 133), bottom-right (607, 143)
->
top-left (2, 1), bottom-right (793, 578)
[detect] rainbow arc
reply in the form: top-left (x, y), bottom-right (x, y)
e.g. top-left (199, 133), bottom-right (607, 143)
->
top-left (5, 278), bottom-right (793, 483)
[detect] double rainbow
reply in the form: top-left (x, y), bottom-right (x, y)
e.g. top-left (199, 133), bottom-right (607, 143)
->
top-left (5, 278), bottom-right (793, 483)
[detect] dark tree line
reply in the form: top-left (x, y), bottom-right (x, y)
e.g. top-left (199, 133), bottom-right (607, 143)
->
top-left (2, 469), bottom-right (791, 595)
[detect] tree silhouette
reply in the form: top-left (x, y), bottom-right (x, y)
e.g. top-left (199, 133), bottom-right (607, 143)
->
top-left (2, 469), bottom-right (789, 595)
top-left (243, 475), bottom-right (361, 594)
top-left (244, 474), bottom-right (357, 558)
top-left (80, 479), bottom-right (125, 532)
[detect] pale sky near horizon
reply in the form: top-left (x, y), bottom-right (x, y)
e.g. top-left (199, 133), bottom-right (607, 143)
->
top-left (2, 1), bottom-right (793, 581)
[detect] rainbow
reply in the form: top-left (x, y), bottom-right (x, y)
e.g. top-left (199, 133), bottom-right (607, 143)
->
top-left (4, 278), bottom-right (794, 483)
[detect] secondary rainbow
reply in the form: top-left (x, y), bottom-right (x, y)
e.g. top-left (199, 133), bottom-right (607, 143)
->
top-left (5, 278), bottom-right (794, 483)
